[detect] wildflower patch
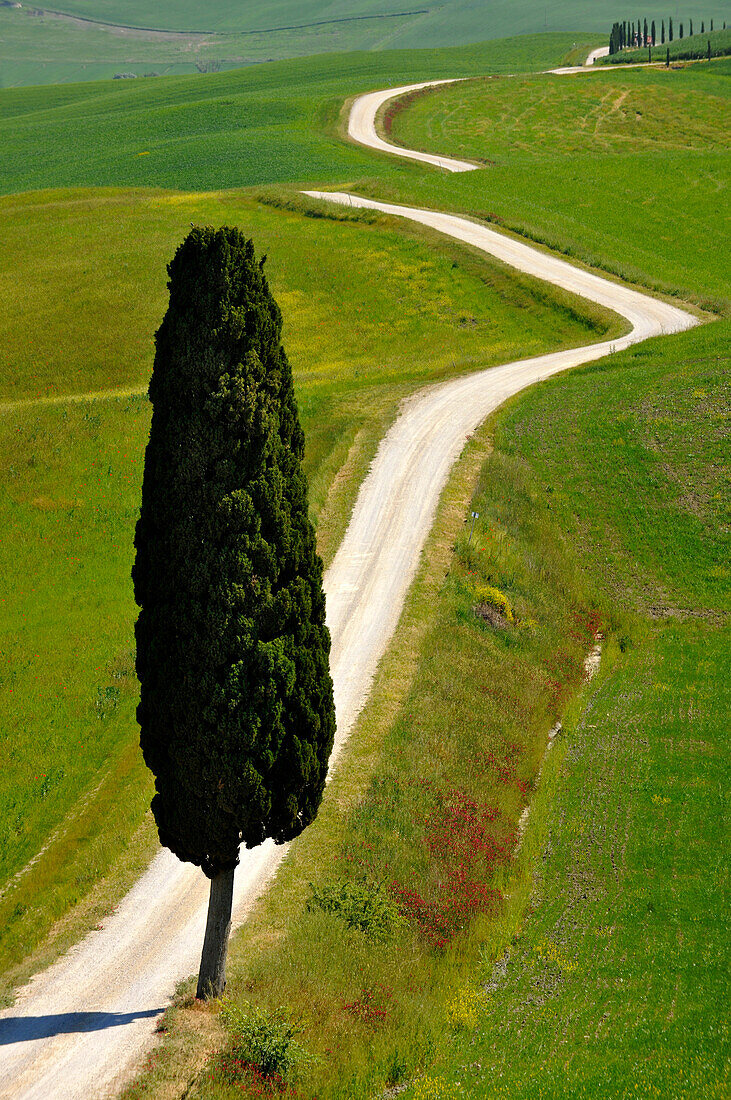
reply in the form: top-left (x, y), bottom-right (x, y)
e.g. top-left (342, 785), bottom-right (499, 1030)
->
top-left (391, 790), bottom-right (511, 948)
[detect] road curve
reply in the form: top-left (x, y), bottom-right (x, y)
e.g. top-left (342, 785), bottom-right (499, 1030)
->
top-left (348, 80), bottom-right (479, 172)
top-left (0, 69), bottom-right (697, 1100)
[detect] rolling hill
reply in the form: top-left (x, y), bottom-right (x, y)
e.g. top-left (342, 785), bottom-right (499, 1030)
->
top-left (3, 0), bottom-right (729, 86)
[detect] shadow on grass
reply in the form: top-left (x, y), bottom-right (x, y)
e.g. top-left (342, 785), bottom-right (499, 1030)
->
top-left (0, 1007), bottom-right (164, 1045)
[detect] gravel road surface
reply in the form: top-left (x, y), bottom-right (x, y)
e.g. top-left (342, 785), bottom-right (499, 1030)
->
top-left (0, 65), bottom-right (697, 1100)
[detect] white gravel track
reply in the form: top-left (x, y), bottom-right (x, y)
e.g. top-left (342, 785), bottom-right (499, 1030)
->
top-left (0, 60), bottom-right (697, 1100)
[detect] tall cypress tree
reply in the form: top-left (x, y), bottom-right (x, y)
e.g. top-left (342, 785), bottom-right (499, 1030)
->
top-left (651, 20), bottom-right (656, 45)
top-left (661, 19), bottom-right (665, 44)
top-left (669, 17), bottom-right (674, 41)
top-left (133, 226), bottom-right (336, 999)
top-left (644, 18), bottom-right (648, 45)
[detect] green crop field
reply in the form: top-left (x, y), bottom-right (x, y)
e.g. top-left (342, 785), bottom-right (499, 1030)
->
top-left (5, 0), bottom-right (728, 88)
top-left (0, 36), bottom-right (581, 191)
top-left (0, 3), bottom-right (603, 89)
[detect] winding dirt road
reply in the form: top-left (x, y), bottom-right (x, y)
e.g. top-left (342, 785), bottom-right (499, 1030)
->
top-left (0, 62), bottom-right (696, 1100)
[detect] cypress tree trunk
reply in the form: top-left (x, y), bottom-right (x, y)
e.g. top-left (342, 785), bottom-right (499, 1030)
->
top-left (196, 868), bottom-right (235, 999)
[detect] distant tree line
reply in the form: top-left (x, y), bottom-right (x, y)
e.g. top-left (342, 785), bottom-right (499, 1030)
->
top-left (608, 15), bottom-right (723, 53)
top-left (607, 16), bottom-right (729, 61)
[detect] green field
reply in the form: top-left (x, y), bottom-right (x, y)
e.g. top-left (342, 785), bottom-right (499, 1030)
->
top-left (0, 4), bottom-right (602, 89)
top-left (8, 0), bottom-right (728, 36)
top-left (0, 37), bottom-right (583, 189)
top-left (5, 0), bottom-right (728, 88)
top-left (391, 318), bottom-right (729, 1100)
top-left (382, 61), bottom-right (730, 311)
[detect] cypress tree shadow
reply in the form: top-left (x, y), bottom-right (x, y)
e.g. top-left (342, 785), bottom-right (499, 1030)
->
top-left (0, 1008), bottom-right (164, 1045)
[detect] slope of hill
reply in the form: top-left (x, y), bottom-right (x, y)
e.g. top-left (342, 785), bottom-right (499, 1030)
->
top-left (5, 0), bottom-right (728, 87)
top-left (16, 0), bottom-right (730, 36)
top-left (0, 36), bottom-right (579, 192)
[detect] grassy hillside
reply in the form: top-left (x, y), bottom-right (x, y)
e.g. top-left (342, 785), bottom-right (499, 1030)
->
top-left (0, 185), bottom-right (614, 999)
top-left (382, 61), bottom-right (730, 311)
top-left (388, 319), bottom-right (729, 1100)
top-left (12, 0), bottom-right (729, 36)
top-left (0, 36), bottom-right (579, 190)
top-left (0, 4), bottom-right (603, 89)
top-left (3, 1), bottom-right (728, 87)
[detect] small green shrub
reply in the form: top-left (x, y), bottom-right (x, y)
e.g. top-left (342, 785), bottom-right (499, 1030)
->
top-left (219, 1000), bottom-right (312, 1083)
top-left (472, 584), bottom-right (514, 623)
top-left (308, 878), bottom-right (404, 940)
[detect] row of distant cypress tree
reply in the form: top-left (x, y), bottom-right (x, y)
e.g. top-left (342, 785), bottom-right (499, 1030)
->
top-left (608, 16), bottom-right (721, 53)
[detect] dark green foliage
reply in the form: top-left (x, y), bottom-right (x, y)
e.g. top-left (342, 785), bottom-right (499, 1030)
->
top-left (662, 19), bottom-right (665, 43)
top-left (308, 879), bottom-right (405, 940)
top-left (133, 226), bottom-right (335, 877)
top-left (670, 16), bottom-right (674, 40)
top-left (609, 21), bottom-right (621, 54)
top-left (220, 1001), bottom-right (311, 1083)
